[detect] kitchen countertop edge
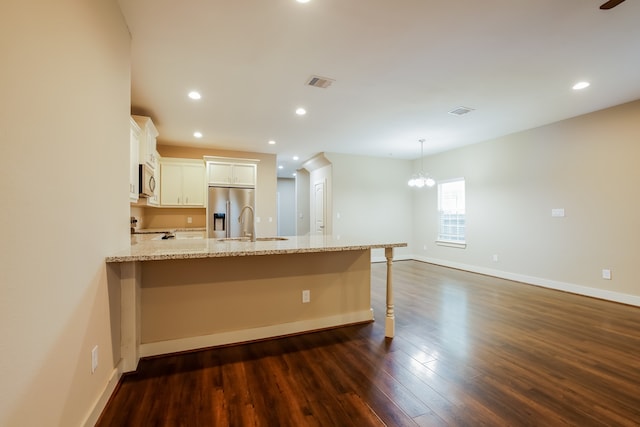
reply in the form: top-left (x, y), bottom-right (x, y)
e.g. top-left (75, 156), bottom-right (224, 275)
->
top-left (106, 237), bottom-right (407, 263)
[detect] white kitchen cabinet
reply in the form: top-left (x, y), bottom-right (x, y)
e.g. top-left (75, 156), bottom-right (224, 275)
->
top-left (129, 117), bottom-right (141, 202)
top-left (160, 158), bottom-right (205, 207)
top-left (132, 115), bottom-right (158, 168)
top-left (207, 161), bottom-right (256, 187)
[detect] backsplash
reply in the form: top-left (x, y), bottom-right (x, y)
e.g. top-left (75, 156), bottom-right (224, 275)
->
top-left (130, 206), bottom-right (206, 230)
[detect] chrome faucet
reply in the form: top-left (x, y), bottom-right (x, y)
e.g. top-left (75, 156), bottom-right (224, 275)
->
top-left (238, 205), bottom-right (256, 242)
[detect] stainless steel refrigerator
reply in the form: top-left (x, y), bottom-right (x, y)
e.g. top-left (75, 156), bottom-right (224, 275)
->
top-left (207, 186), bottom-right (255, 239)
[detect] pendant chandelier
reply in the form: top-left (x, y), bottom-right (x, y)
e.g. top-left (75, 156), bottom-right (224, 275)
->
top-left (408, 139), bottom-right (435, 188)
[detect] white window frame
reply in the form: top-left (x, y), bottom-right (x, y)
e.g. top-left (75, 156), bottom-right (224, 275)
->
top-left (436, 178), bottom-right (466, 249)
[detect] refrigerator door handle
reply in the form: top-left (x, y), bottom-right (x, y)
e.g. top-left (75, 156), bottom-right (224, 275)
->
top-left (226, 200), bottom-right (231, 238)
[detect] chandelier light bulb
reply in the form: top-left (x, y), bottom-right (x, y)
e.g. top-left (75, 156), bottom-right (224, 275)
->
top-left (408, 139), bottom-right (436, 188)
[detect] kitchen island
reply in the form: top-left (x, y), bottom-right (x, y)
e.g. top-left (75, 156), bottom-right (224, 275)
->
top-left (106, 236), bottom-right (406, 372)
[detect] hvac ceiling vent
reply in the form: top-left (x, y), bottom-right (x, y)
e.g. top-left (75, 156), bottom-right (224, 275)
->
top-left (448, 106), bottom-right (475, 116)
top-left (306, 75), bottom-right (335, 89)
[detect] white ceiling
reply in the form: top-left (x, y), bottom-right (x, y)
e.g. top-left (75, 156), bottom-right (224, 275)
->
top-left (118, 0), bottom-right (640, 177)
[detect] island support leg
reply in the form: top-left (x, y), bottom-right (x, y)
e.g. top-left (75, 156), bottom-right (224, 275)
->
top-left (120, 261), bottom-right (141, 373)
top-left (385, 247), bottom-right (395, 338)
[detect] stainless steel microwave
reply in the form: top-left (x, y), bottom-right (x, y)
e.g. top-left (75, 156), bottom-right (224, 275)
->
top-left (138, 164), bottom-right (156, 197)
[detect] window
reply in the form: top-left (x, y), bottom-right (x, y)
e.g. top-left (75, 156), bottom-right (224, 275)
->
top-left (437, 178), bottom-right (466, 247)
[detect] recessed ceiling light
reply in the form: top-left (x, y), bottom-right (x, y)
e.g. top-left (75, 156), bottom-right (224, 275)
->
top-left (295, 107), bottom-right (307, 116)
top-left (268, 140), bottom-right (276, 145)
top-left (278, 165), bottom-right (284, 169)
top-left (296, 0), bottom-right (311, 3)
top-left (293, 156), bottom-right (299, 161)
top-left (193, 131), bottom-right (203, 138)
top-left (188, 91), bottom-right (202, 100)
top-left (572, 81), bottom-right (590, 90)
top-left (292, 173), bottom-right (297, 177)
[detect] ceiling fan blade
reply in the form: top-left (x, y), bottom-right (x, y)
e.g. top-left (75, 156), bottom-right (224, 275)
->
top-left (600, 0), bottom-right (625, 9)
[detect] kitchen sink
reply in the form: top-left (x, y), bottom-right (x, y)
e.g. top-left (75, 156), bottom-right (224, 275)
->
top-left (174, 231), bottom-right (205, 239)
top-left (215, 237), bottom-right (251, 242)
top-left (214, 237), bottom-right (289, 242)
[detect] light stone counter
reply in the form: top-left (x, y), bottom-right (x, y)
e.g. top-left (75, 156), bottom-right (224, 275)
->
top-left (106, 235), bottom-right (406, 372)
top-left (108, 235), bottom-right (406, 263)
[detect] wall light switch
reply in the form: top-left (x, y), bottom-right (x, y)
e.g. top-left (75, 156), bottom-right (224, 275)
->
top-left (551, 208), bottom-right (565, 217)
top-left (302, 290), bottom-right (310, 303)
top-left (187, 217), bottom-right (192, 224)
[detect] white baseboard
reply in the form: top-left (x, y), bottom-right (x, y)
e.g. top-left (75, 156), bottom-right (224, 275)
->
top-left (140, 309), bottom-right (375, 358)
top-left (83, 362), bottom-right (123, 427)
top-left (410, 254), bottom-right (640, 307)
top-left (371, 254), bottom-right (413, 263)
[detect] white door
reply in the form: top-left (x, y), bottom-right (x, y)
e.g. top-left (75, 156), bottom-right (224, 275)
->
top-left (314, 180), bottom-right (326, 234)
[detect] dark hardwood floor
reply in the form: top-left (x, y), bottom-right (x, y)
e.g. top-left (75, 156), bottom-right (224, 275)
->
top-left (96, 261), bottom-right (640, 426)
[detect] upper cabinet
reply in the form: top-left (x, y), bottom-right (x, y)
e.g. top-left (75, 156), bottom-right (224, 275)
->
top-left (129, 118), bottom-right (141, 202)
top-left (205, 157), bottom-right (258, 188)
top-left (132, 115), bottom-right (158, 168)
top-left (160, 158), bottom-right (205, 207)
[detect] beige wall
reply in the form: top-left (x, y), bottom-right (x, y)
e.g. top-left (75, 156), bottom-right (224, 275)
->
top-left (131, 201), bottom-right (207, 230)
top-left (277, 178), bottom-right (296, 236)
top-left (0, 0), bottom-right (131, 425)
top-left (325, 153), bottom-right (414, 261)
top-left (142, 207), bottom-right (206, 229)
top-left (140, 251), bottom-right (371, 343)
top-left (157, 145), bottom-right (278, 236)
top-left (295, 169), bottom-right (311, 236)
top-left (413, 100), bottom-right (640, 302)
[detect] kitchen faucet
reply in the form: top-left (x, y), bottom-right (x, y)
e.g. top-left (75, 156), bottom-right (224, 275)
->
top-left (238, 205), bottom-right (256, 242)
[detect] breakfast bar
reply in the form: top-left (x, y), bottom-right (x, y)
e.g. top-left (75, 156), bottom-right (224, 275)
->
top-left (106, 236), bottom-right (406, 372)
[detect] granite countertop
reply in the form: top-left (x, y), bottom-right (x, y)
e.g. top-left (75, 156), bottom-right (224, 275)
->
top-left (107, 235), bottom-right (407, 263)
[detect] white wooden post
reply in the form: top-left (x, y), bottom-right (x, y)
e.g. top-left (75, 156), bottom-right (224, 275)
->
top-left (385, 247), bottom-right (395, 338)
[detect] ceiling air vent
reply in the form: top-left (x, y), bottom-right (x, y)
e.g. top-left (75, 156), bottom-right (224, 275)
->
top-left (306, 75), bottom-right (335, 89)
top-left (448, 106), bottom-right (475, 116)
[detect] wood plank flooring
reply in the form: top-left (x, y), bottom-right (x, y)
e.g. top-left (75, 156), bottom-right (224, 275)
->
top-left (96, 261), bottom-right (640, 426)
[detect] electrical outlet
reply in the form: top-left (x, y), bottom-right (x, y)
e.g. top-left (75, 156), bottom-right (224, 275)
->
top-left (602, 269), bottom-right (611, 280)
top-left (187, 216), bottom-right (192, 224)
top-left (492, 254), bottom-right (499, 262)
top-left (91, 345), bottom-right (98, 374)
top-left (302, 290), bottom-right (310, 303)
